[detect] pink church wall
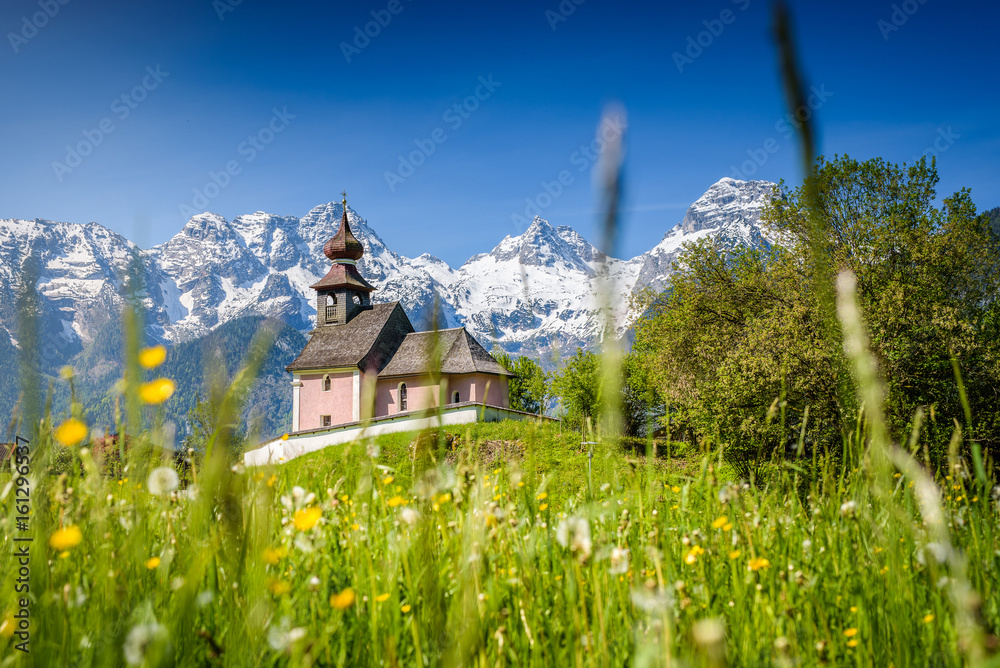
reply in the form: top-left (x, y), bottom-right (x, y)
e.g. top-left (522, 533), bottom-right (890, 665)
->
top-left (374, 376), bottom-right (439, 416)
top-left (468, 373), bottom-right (508, 407)
top-left (299, 371), bottom-right (354, 430)
top-left (373, 373), bottom-right (509, 417)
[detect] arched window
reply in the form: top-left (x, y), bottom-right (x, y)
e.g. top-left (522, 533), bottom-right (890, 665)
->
top-left (399, 383), bottom-right (407, 412)
top-left (452, 390), bottom-right (460, 404)
top-left (322, 375), bottom-right (331, 392)
top-left (325, 295), bottom-right (338, 323)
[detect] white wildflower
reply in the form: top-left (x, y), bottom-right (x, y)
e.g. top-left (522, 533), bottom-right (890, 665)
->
top-left (692, 618), bottom-right (725, 647)
top-left (123, 623), bottom-right (169, 666)
top-left (400, 507), bottom-right (420, 526)
top-left (630, 587), bottom-right (670, 614)
top-left (147, 467), bottom-right (179, 496)
top-left (839, 500), bottom-right (857, 517)
top-left (609, 547), bottom-right (630, 575)
top-left (917, 542), bottom-right (949, 565)
top-left (556, 516), bottom-right (592, 561)
top-left (267, 617), bottom-right (307, 652)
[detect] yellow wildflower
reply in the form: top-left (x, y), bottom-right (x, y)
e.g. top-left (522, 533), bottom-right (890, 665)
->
top-left (723, 523), bottom-right (733, 531)
top-left (401, 604), bottom-right (412, 613)
top-left (293, 506), bottom-right (322, 531)
top-left (844, 628), bottom-right (858, 638)
top-left (847, 639), bottom-right (858, 648)
top-left (49, 525), bottom-right (83, 551)
top-left (351, 523), bottom-right (360, 531)
top-left (671, 486), bottom-right (681, 493)
top-left (383, 475), bottom-right (394, 485)
top-left (138, 345), bottom-right (167, 369)
top-left (263, 546), bottom-right (287, 564)
top-left (923, 614), bottom-right (934, 624)
top-left (728, 550), bottom-right (741, 560)
top-left (331, 589), bottom-right (356, 609)
top-left (536, 492), bottom-right (548, 501)
top-left (375, 593), bottom-right (390, 603)
top-left (712, 516), bottom-right (728, 529)
top-left (684, 545), bottom-right (705, 565)
top-left (281, 433), bottom-right (289, 441)
top-left (539, 503), bottom-right (548, 511)
top-left (139, 378), bottom-right (175, 404)
top-left (387, 496), bottom-right (406, 507)
top-left (55, 418), bottom-right (88, 447)
top-left (145, 557), bottom-right (161, 570)
top-left (748, 557), bottom-right (770, 572)
top-left (266, 475), bottom-right (277, 487)
top-left (268, 580), bottom-right (290, 595)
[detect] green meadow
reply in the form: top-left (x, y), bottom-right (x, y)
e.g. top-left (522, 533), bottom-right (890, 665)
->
top-left (3, 412), bottom-right (1000, 666)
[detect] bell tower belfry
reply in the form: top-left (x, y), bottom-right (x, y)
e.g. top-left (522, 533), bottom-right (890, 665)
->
top-left (309, 192), bottom-right (376, 328)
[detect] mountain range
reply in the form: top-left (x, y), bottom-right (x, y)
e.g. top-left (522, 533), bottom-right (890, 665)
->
top-left (0, 177), bottom-right (779, 438)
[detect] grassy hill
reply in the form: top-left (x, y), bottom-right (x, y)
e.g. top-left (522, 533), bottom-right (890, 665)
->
top-left (281, 421), bottom-right (696, 506)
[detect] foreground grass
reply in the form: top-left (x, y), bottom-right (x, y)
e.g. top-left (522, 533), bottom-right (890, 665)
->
top-left (2, 419), bottom-right (999, 666)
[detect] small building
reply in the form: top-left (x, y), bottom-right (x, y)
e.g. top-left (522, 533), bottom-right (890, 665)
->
top-left (244, 195), bottom-right (538, 465)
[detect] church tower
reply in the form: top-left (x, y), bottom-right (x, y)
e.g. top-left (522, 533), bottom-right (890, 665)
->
top-left (310, 193), bottom-right (376, 328)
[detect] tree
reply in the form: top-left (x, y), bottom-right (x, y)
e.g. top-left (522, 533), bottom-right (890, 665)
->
top-left (634, 155), bottom-right (1000, 465)
top-left (551, 348), bottom-right (601, 430)
top-left (986, 206), bottom-right (1000, 243)
top-left (493, 349), bottom-right (550, 414)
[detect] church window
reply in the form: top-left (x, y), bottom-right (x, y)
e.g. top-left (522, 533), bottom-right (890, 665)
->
top-left (452, 390), bottom-right (460, 404)
top-left (399, 383), bottom-right (407, 411)
top-left (322, 375), bottom-right (331, 392)
top-left (320, 415), bottom-right (332, 427)
top-left (325, 295), bottom-right (338, 323)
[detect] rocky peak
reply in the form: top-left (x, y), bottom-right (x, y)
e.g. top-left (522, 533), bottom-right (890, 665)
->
top-left (678, 177), bottom-right (777, 235)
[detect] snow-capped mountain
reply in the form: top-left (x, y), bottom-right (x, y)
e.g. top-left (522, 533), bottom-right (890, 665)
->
top-left (631, 177), bottom-right (779, 293)
top-left (0, 177), bottom-right (778, 371)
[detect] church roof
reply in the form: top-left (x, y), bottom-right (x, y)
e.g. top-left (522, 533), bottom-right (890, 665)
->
top-left (286, 302), bottom-right (413, 372)
top-left (378, 327), bottom-right (514, 378)
top-left (309, 262), bottom-right (376, 292)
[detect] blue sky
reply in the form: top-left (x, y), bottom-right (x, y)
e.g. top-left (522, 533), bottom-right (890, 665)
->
top-left (0, 0), bottom-right (997, 265)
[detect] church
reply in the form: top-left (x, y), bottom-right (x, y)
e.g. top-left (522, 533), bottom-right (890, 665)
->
top-left (285, 195), bottom-right (514, 432)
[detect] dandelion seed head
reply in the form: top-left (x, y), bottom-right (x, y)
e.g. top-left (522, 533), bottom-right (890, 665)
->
top-left (147, 467), bottom-right (179, 496)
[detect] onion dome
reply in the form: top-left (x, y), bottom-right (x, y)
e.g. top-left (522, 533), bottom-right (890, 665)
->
top-left (323, 193), bottom-right (364, 262)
